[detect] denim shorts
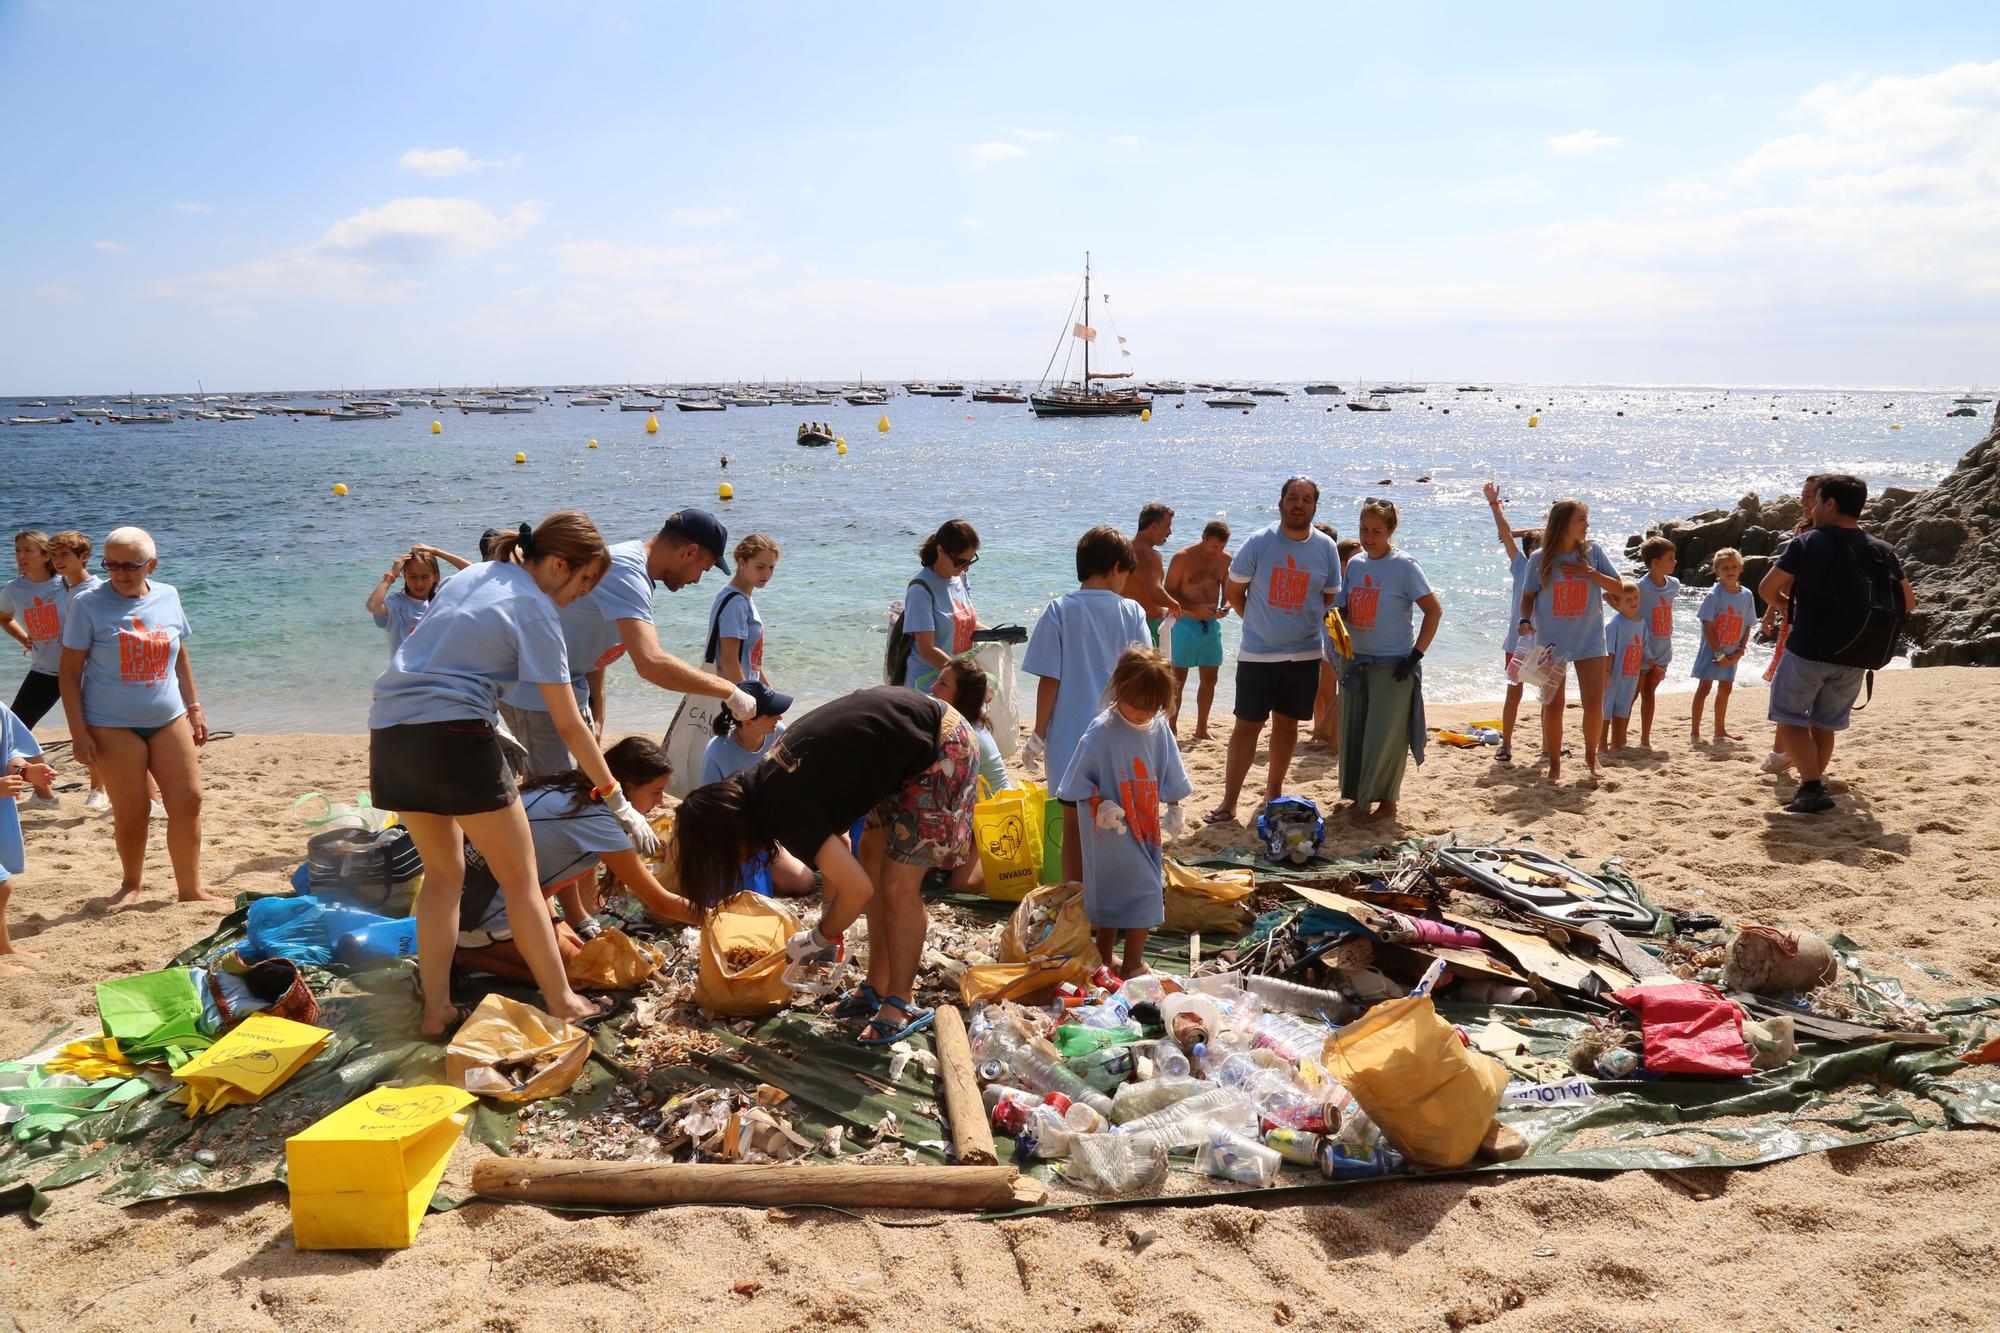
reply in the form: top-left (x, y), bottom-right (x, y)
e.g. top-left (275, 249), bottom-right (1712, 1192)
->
top-left (1766, 653), bottom-right (1866, 732)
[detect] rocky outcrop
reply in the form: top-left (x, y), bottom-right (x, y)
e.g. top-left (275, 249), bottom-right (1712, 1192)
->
top-left (1628, 403), bottom-right (2000, 666)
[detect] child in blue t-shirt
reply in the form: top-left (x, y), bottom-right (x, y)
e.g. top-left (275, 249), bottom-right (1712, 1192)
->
top-left (1690, 548), bottom-right (1757, 744)
top-left (1600, 581), bottom-right (1647, 753)
top-left (2, 703), bottom-right (56, 973)
top-left (1482, 483), bottom-right (1541, 764)
top-left (1023, 525), bottom-right (1150, 883)
top-left (1634, 537), bottom-right (1682, 749)
top-left (364, 544), bottom-right (469, 656)
top-left (1055, 648), bottom-right (1193, 980)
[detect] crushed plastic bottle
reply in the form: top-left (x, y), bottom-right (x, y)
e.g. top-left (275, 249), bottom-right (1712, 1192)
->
top-left (1064, 1044), bottom-right (1136, 1095)
top-left (1148, 1041), bottom-right (1191, 1079)
top-left (1065, 1132), bottom-right (1168, 1195)
top-left (1247, 974), bottom-right (1354, 1024)
top-left (1118, 1086), bottom-right (1260, 1149)
top-left (1249, 1011), bottom-right (1332, 1065)
top-left (1198, 1128), bottom-right (1282, 1187)
top-left (1007, 1046), bottom-right (1116, 1118)
top-left (1016, 1103), bottom-right (1073, 1160)
top-left (1109, 1075), bottom-right (1208, 1125)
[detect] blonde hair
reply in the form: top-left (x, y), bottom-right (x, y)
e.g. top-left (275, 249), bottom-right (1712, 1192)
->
top-left (1709, 547), bottom-right (1744, 571)
top-left (1612, 578), bottom-right (1640, 601)
top-left (1106, 646), bottom-right (1176, 716)
top-left (1359, 498), bottom-right (1400, 533)
top-left (104, 526), bottom-right (157, 560)
top-left (734, 532), bottom-right (781, 564)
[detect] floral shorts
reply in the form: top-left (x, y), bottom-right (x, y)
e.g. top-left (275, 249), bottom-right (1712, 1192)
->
top-left (867, 707), bottom-right (978, 867)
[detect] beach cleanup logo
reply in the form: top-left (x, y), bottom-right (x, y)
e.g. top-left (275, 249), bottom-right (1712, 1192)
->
top-left (1347, 575), bottom-right (1380, 629)
top-left (1715, 604), bottom-right (1745, 651)
top-left (1267, 555), bottom-right (1309, 612)
top-left (22, 596), bottom-right (59, 644)
top-left (1120, 758), bottom-right (1161, 845)
top-left (1651, 597), bottom-right (1672, 636)
top-left (1621, 635), bottom-right (1644, 678)
top-left (950, 598), bottom-right (977, 654)
top-left (118, 617), bottom-right (172, 684)
top-left (1551, 573), bottom-right (1588, 618)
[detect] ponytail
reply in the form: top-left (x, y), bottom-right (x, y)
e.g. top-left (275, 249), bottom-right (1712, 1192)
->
top-left (520, 735), bottom-right (675, 813)
top-left (486, 510), bottom-right (610, 579)
top-left (918, 519), bottom-right (979, 568)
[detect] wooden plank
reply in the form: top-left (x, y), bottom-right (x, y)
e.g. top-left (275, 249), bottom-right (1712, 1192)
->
top-left (931, 1007), bottom-right (998, 1166)
top-left (470, 1160), bottom-right (1041, 1211)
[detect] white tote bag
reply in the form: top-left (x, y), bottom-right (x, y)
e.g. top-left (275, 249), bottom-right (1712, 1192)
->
top-left (663, 590), bottom-right (745, 798)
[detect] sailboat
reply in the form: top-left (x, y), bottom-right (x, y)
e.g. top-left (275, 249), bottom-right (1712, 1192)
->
top-left (1030, 253), bottom-right (1153, 418)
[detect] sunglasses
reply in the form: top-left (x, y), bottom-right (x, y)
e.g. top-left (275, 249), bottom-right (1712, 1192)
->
top-left (103, 559), bottom-right (149, 573)
top-left (949, 551), bottom-right (979, 569)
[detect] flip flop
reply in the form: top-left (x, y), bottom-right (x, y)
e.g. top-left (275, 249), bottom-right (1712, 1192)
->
top-left (1203, 807), bottom-right (1238, 824)
top-left (827, 983), bottom-right (881, 1021)
top-left (858, 997), bottom-right (935, 1047)
top-left (1495, 746), bottom-right (1513, 763)
top-left (573, 995), bottom-right (620, 1030)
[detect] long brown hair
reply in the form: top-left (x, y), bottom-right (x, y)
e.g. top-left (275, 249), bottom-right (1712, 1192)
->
top-left (674, 778), bottom-right (775, 912)
top-left (485, 510), bottom-right (610, 581)
top-left (521, 736), bottom-right (675, 814)
top-left (919, 519), bottom-right (979, 568)
top-left (1538, 499), bottom-right (1587, 581)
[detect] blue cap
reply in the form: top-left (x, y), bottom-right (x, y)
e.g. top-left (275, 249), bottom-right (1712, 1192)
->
top-left (738, 680), bottom-right (793, 719)
top-left (661, 508), bottom-right (730, 573)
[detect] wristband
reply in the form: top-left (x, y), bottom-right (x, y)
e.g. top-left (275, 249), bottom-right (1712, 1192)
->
top-left (590, 783), bottom-right (617, 802)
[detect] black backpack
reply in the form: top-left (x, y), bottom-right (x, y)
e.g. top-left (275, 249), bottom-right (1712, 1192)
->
top-left (1818, 532), bottom-right (1909, 672)
top-left (882, 578), bottom-right (928, 685)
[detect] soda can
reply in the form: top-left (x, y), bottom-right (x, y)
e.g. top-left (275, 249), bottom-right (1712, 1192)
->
top-left (992, 1098), bottom-right (1029, 1136)
top-left (1263, 1127), bottom-right (1323, 1166)
top-left (1090, 965), bottom-right (1126, 992)
top-left (1260, 1105), bottom-right (1334, 1135)
top-left (1041, 1092), bottom-right (1073, 1117)
top-left (1316, 1140), bottom-right (1405, 1180)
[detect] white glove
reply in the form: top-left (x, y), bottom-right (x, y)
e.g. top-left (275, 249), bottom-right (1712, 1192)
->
top-left (1163, 804), bottom-right (1185, 840)
top-left (725, 687), bottom-right (757, 722)
top-left (1022, 732), bottom-right (1046, 766)
top-left (603, 789), bottom-right (662, 858)
top-left (1094, 800), bottom-right (1128, 833)
top-left (786, 925), bottom-right (840, 965)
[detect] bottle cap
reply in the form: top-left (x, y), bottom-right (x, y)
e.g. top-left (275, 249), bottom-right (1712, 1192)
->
top-left (1041, 1092), bottom-right (1073, 1115)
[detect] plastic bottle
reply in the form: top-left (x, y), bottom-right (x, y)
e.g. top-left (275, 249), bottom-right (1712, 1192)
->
top-left (1249, 1011), bottom-right (1332, 1065)
top-left (1246, 975), bottom-right (1354, 1024)
top-left (1118, 1086), bottom-right (1259, 1149)
top-left (1109, 1076), bottom-right (1207, 1124)
top-left (1066, 1132), bottom-right (1168, 1195)
top-left (980, 1083), bottom-right (1037, 1115)
top-left (1064, 1044), bottom-right (1136, 1095)
top-left (1017, 1104), bottom-right (1072, 1159)
top-left (1077, 994), bottom-right (1133, 1030)
top-left (1120, 974), bottom-right (1169, 1007)
top-left (1007, 1046), bottom-right (1115, 1117)
top-left (1063, 1101), bottom-right (1109, 1135)
top-left (1197, 1128), bottom-right (1282, 1187)
top-left (1052, 1023), bottom-right (1143, 1059)
top-left (1148, 1041), bottom-right (1191, 1079)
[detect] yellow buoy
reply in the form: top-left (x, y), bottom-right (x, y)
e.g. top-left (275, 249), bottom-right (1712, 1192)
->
top-left (514, 452), bottom-right (527, 464)
top-left (835, 437), bottom-right (845, 448)
top-left (430, 420), bottom-right (441, 434)
top-left (645, 414), bottom-right (659, 434)
top-left (836, 442), bottom-right (848, 455)
top-left (1890, 424), bottom-right (1901, 430)
top-left (718, 482), bottom-right (734, 500)
top-left (331, 482), bottom-right (348, 496)
top-left (877, 414), bottom-right (891, 433)
top-left (588, 438), bottom-right (599, 448)
top-left (1141, 407), bottom-right (1151, 421)
top-left (1527, 414), bottom-right (1540, 427)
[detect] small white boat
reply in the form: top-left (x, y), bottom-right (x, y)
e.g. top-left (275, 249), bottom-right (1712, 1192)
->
top-left (110, 412), bottom-right (173, 423)
top-left (1953, 394), bottom-right (1992, 404)
top-left (395, 397), bottom-right (431, 407)
top-left (569, 395), bottom-right (612, 406)
top-left (488, 403), bottom-right (535, 414)
top-left (622, 399), bottom-right (668, 412)
top-left (1348, 396), bottom-right (1391, 412)
top-left (1456, 385), bottom-right (1494, 393)
top-left (676, 398), bottom-right (726, 412)
top-left (1141, 381), bottom-right (1187, 395)
top-left (1248, 386), bottom-right (1288, 397)
top-left (347, 399), bottom-right (403, 415)
top-left (6, 415), bottom-right (74, 425)
top-left (20, 400), bottom-right (47, 407)
top-left (844, 391), bottom-right (887, 406)
top-left (720, 393), bottom-right (771, 406)
top-left (194, 410), bottom-right (226, 421)
top-left (1303, 383), bottom-right (1345, 395)
top-left (1205, 393), bottom-right (1256, 408)
top-left (219, 409), bottom-right (259, 421)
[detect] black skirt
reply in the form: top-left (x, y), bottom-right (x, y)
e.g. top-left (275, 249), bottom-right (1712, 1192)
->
top-left (369, 720), bottom-right (517, 817)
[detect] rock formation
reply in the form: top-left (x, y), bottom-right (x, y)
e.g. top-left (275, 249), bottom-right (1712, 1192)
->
top-left (1628, 403), bottom-right (2000, 666)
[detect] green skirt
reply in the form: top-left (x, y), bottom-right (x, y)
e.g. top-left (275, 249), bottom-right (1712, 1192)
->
top-left (1339, 662), bottom-right (1415, 805)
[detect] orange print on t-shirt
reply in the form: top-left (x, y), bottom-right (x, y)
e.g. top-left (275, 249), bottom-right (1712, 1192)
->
top-left (1347, 576), bottom-right (1380, 630)
top-left (1621, 637), bottom-right (1643, 678)
top-left (1551, 576), bottom-right (1587, 618)
top-left (22, 597), bottom-right (59, 645)
top-left (118, 618), bottom-right (171, 685)
top-left (1267, 556), bottom-right (1309, 612)
top-left (1714, 606), bottom-right (1744, 652)
top-left (950, 598), bottom-right (977, 654)
top-left (1650, 598), bottom-right (1672, 636)
top-left (1119, 758), bottom-right (1161, 846)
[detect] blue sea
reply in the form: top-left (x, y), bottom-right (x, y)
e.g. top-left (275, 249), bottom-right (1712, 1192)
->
top-left (2, 385), bottom-right (1978, 734)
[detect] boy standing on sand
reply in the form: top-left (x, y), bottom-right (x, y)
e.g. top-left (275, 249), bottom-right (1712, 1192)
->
top-left (1165, 520), bottom-right (1232, 738)
top-left (1125, 503), bottom-right (1178, 645)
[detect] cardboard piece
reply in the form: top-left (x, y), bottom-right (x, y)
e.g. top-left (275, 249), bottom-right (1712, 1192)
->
top-left (285, 1084), bottom-right (475, 1249)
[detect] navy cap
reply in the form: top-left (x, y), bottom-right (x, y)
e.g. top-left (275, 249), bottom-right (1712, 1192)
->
top-left (661, 508), bottom-right (730, 573)
top-left (738, 680), bottom-right (793, 718)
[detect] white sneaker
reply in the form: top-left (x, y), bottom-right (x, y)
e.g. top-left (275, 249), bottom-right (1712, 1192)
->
top-left (24, 791), bottom-right (59, 810)
top-left (1758, 750), bottom-right (1794, 775)
top-left (84, 789), bottom-right (112, 815)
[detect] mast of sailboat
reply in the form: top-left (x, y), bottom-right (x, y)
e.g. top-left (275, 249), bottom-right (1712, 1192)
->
top-left (1082, 251), bottom-right (1091, 397)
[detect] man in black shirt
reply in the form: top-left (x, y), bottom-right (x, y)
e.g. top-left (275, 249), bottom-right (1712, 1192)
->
top-left (1758, 474), bottom-right (1915, 814)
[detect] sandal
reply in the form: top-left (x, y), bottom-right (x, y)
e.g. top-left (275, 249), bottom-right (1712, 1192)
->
top-left (857, 996), bottom-right (935, 1047)
top-left (827, 983), bottom-right (881, 1021)
top-left (1495, 746), bottom-right (1513, 763)
top-left (573, 995), bottom-right (619, 1031)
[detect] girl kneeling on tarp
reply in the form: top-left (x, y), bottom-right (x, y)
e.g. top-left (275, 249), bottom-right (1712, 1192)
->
top-left (456, 737), bottom-right (697, 984)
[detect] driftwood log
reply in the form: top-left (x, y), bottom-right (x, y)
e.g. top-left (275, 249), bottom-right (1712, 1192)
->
top-left (470, 1159), bottom-right (1044, 1211)
top-left (931, 1006), bottom-right (998, 1165)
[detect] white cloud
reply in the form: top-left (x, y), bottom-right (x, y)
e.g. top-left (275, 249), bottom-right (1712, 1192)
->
top-left (397, 147), bottom-right (520, 178)
top-left (554, 241), bottom-right (731, 280)
top-left (962, 218), bottom-right (985, 229)
top-left (1107, 133), bottom-right (1148, 148)
top-left (93, 240), bottom-right (126, 252)
top-left (173, 201), bottom-right (214, 214)
top-left (965, 140), bottom-right (1028, 163)
top-left (32, 283), bottom-right (76, 303)
top-left (1013, 128), bottom-right (1059, 141)
top-left (1547, 128), bottom-right (1625, 154)
top-left (148, 197), bottom-right (545, 304)
top-left (667, 206), bottom-right (739, 227)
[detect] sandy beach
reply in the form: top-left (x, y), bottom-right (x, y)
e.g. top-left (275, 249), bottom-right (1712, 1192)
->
top-left (4, 667), bottom-right (1996, 1332)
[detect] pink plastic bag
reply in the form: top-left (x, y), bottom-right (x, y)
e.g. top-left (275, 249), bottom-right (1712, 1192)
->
top-left (1610, 982), bottom-right (1753, 1078)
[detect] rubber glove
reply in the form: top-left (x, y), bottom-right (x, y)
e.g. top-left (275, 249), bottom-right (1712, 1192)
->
top-left (603, 789), bottom-right (662, 858)
top-left (1094, 800), bottom-right (1128, 833)
top-left (786, 925), bottom-right (842, 965)
top-left (573, 915), bottom-right (603, 942)
top-left (725, 687), bottom-right (758, 722)
top-left (1393, 647), bottom-right (1424, 682)
top-left (1022, 732), bottom-right (1046, 766)
top-left (1163, 804), bottom-right (1185, 840)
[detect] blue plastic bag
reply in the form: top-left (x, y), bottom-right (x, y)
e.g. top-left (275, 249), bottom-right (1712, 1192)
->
top-left (242, 895), bottom-right (336, 966)
top-left (1257, 796), bottom-right (1324, 865)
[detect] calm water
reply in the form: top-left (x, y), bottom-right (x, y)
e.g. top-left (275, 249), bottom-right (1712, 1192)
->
top-left (2, 385), bottom-right (1977, 733)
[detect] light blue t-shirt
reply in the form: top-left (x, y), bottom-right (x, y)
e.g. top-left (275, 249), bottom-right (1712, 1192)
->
top-left (1055, 708), bottom-right (1193, 930)
top-left (373, 590), bottom-right (432, 656)
top-left (1690, 584), bottom-right (1757, 682)
top-left (1521, 544), bottom-right (1620, 663)
top-left (500, 601), bottom-right (603, 714)
top-left (2, 574), bottom-right (77, 675)
top-left (370, 562), bottom-right (570, 729)
top-left (559, 538), bottom-right (659, 683)
top-left (468, 786), bottom-right (632, 934)
top-left (1339, 549), bottom-right (1434, 660)
top-left (974, 724), bottom-right (1011, 795)
top-left (1229, 524), bottom-right (1343, 659)
top-left (702, 722), bottom-right (785, 786)
top-left (60, 582), bottom-right (193, 730)
top-left (711, 584), bottom-right (764, 680)
top-left (902, 568), bottom-right (975, 691)
top-left (1022, 588), bottom-right (1150, 790)
top-left (1637, 574), bottom-right (1682, 666)
top-left (1, 704), bottom-right (40, 881)
top-left (1503, 553), bottom-right (1533, 658)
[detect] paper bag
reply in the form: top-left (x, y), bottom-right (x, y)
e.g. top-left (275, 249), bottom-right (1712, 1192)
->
top-left (1163, 860), bottom-right (1255, 935)
top-left (1324, 989), bottom-right (1510, 1169)
top-left (695, 891), bottom-right (798, 1018)
top-left (959, 957), bottom-right (1094, 1007)
top-left (566, 928), bottom-right (665, 990)
top-left (973, 778), bottom-right (1046, 902)
top-left (286, 1084), bottom-right (476, 1249)
top-left (171, 1012), bottom-right (331, 1117)
top-left (1000, 881), bottom-right (1095, 967)
top-left (444, 994), bottom-right (590, 1104)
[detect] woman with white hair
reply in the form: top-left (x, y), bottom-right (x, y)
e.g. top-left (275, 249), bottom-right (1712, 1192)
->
top-left (58, 527), bottom-right (216, 907)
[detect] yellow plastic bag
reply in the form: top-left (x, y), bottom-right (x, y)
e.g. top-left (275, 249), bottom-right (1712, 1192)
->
top-left (695, 891), bottom-right (798, 1018)
top-left (1325, 608), bottom-right (1354, 660)
top-left (637, 812), bottom-right (684, 921)
top-left (286, 1083), bottom-right (475, 1250)
top-left (1001, 881), bottom-right (1096, 966)
top-left (171, 1012), bottom-right (331, 1117)
top-left (960, 956), bottom-right (1094, 1007)
top-left (973, 778), bottom-right (1046, 902)
top-left (1163, 860), bottom-right (1255, 935)
top-left (444, 994), bottom-right (590, 1104)
top-left (1324, 989), bottom-right (1510, 1169)
top-left (566, 928), bottom-right (665, 990)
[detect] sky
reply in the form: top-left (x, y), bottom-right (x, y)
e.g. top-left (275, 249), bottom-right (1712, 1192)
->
top-left (3, 1), bottom-right (1998, 392)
